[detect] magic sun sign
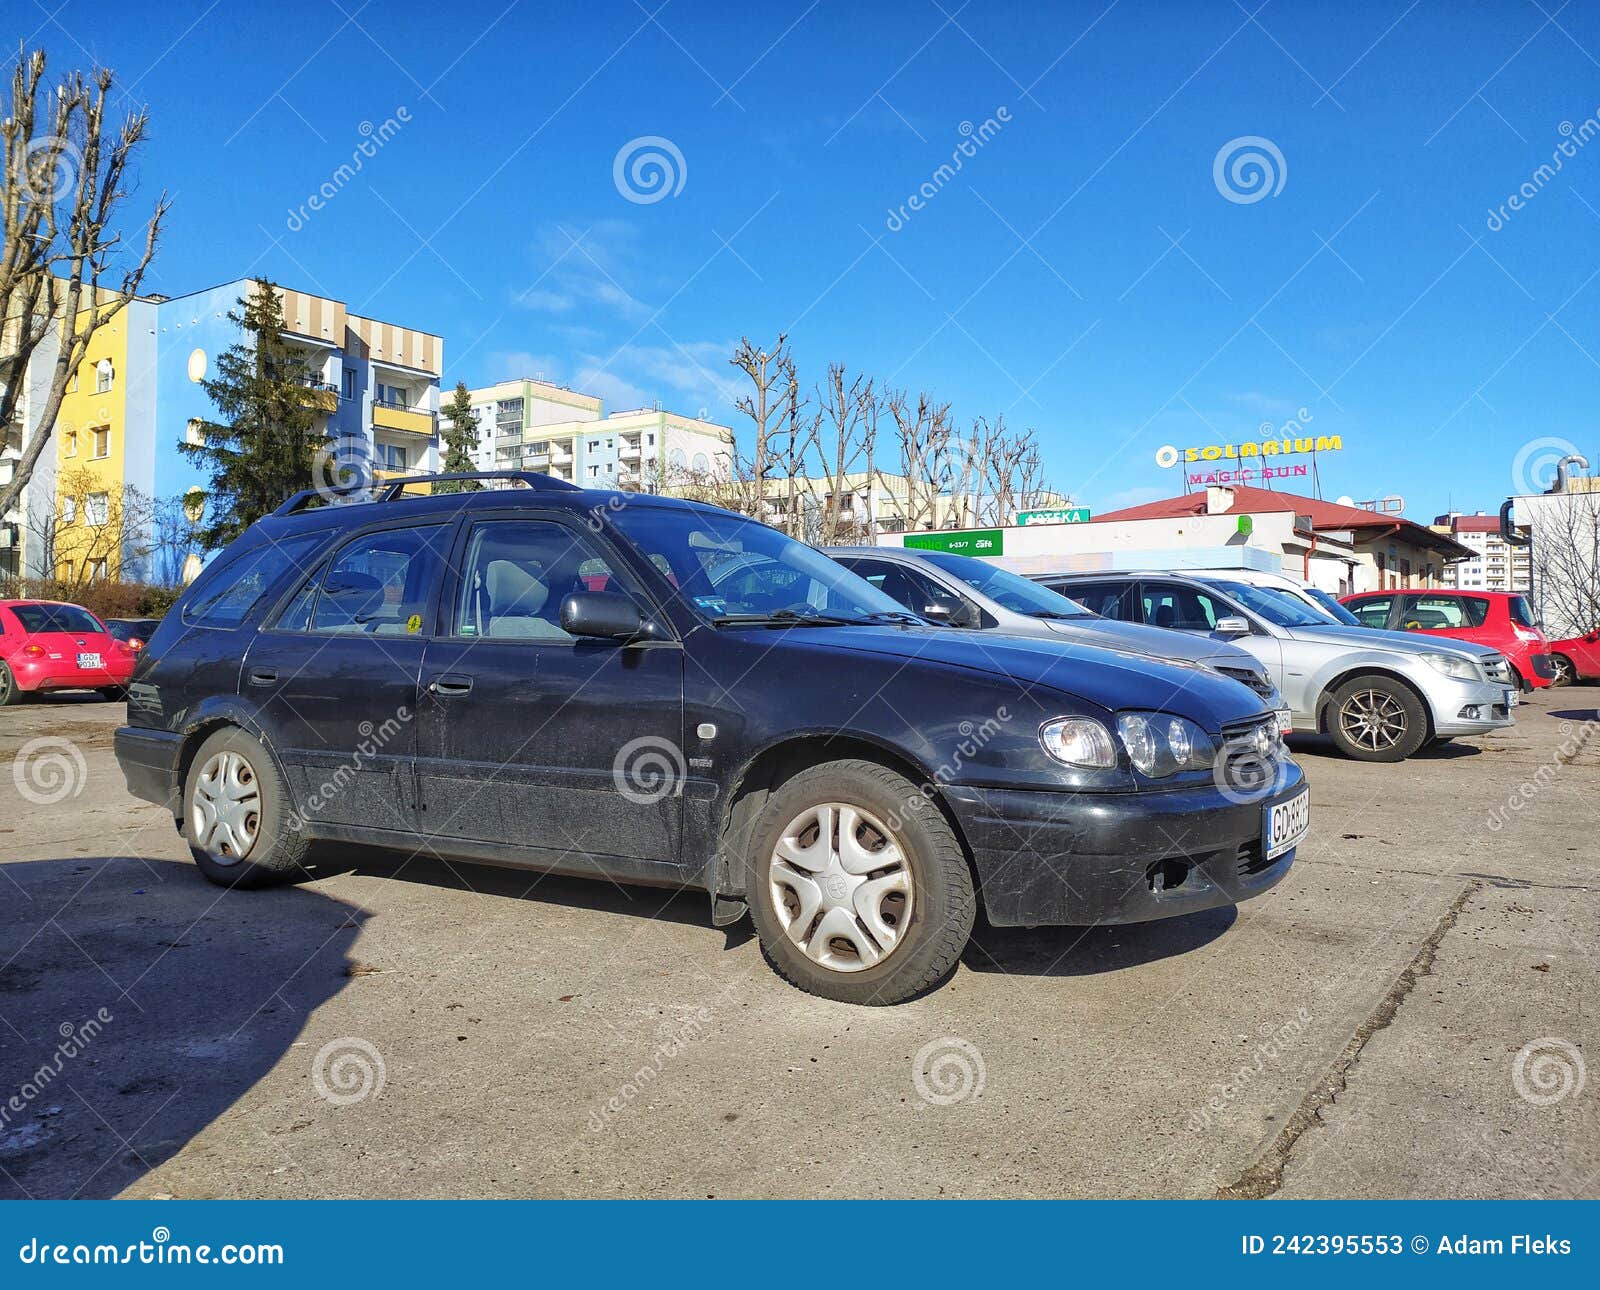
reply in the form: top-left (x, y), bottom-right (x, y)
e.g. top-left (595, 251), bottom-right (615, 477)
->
top-left (1155, 415), bottom-right (1343, 487)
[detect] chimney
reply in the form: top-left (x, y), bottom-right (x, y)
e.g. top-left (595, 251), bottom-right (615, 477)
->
top-left (1205, 485), bottom-right (1235, 515)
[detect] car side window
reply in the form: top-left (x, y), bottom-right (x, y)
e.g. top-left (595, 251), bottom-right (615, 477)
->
top-left (1062, 581), bottom-right (1133, 619)
top-left (181, 535), bottom-right (325, 629)
top-left (452, 520), bottom-right (636, 642)
top-left (1142, 583), bottom-right (1221, 631)
top-left (1401, 594), bottom-right (1472, 630)
top-left (1349, 595), bottom-right (1394, 629)
top-left (299, 525), bottom-right (447, 636)
top-left (842, 558), bottom-right (972, 622)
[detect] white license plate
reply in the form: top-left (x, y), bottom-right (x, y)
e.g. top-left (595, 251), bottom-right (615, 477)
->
top-left (76, 652), bottom-right (102, 670)
top-left (1275, 707), bottom-right (1293, 735)
top-left (1504, 687), bottom-right (1519, 707)
top-left (1264, 788), bottom-right (1310, 860)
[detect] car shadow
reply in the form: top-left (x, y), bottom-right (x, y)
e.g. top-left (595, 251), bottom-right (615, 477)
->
top-left (0, 856), bottom-right (359, 1200)
top-left (296, 842), bottom-right (756, 948)
top-left (1286, 733), bottom-right (1482, 760)
top-left (963, 905), bottom-right (1236, 977)
top-left (1549, 707), bottom-right (1600, 722)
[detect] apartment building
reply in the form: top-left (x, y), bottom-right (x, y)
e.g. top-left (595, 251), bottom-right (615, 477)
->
top-left (36, 279), bottom-right (441, 583)
top-left (455, 377), bottom-right (734, 490)
top-left (1431, 512), bottom-right (1531, 592)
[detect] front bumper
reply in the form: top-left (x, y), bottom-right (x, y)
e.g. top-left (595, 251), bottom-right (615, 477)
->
top-left (113, 725), bottom-right (183, 812)
top-left (942, 763), bottom-right (1306, 927)
top-left (1422, 672), bottom-right (1519, 736)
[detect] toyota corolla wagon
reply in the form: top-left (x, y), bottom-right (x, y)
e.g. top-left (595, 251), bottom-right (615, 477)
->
top-left (115, 474), bottom-right (1308, 1005)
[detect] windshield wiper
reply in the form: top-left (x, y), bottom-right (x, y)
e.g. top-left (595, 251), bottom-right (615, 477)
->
top-left (711, 608), bottom-right (867, 627)
top-left (1029, 610), bottom-right (1088, 620)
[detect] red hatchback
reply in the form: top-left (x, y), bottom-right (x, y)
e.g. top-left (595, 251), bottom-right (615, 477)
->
top-left (1547, 628), bottom-right (1600, 684)
top-left (0, 600), bottom-right (137, 705)
top-left (1339, 589), bottom-right (1556, 691)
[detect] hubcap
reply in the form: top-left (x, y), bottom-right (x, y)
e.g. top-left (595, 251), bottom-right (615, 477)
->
top-left (1338, 688), bottom-right (1407, 751)
top-left (190, 750), bottom-right (261, 863)
top-left (768, 802), bottom-right (912, 973)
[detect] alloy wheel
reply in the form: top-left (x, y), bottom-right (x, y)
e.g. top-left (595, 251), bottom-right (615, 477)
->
top-left (768, 802), bottom-right (913, 973)
top-left (1551, 657), bottom-right (1575, 686)
top-left (1338, 688), bottom-right (1408, 752)
top-left (190, 750), bottom-right (261, 862)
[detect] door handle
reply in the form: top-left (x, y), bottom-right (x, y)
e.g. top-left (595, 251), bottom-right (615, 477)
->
top-left (248, 668), bottom-right (278, 686)
top-left (428, 674), bottom-right (474, 696)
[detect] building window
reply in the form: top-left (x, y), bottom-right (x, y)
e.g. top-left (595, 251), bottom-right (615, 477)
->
top-left (646, 433), bottom-right (655, 446)
top-left (588, 439), bottom-right (600, 451)
top-left (85, 493), bottom-right (109, 527)
top-left (95, 359), bottom-right (114, 393)
top-left (342, 368), bottom-right (356, 399)
top-left (378, 442), bottom-right (410, 470)
top-left (183, 488), bottom-right (205, 524)
top-left (692, 452), bottom-right (709, 473)
top-left (92, 427), bottom-right (110, 458)
top-left (63, 430), bottom-right (76, 457)
top-left (61, 497), bottom-right (77, 524)
top-left (187, 348), bottom-right (207, 383)
top-left (89, 558), bottom-right (108, 581)
top-left (186, 419), bottom-right (207, 447)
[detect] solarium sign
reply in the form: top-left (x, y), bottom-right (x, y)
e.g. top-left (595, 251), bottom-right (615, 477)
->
top-left (1155, 421), bottom-right (1342, 487)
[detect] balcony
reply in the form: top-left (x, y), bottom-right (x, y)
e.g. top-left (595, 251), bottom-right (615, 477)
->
top-left (619, 438), bottom-right (642, 460)
top-left (373, 397), bottom-right (436, 436)
top-left (299, 382), bottom-right (339, 414)
top-left (373, 464), bottom-right (432, 496)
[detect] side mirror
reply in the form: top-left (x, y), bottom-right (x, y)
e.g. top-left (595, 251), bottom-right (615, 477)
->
top-left (560, 591), bottom-right (644, 640)
top-left (1214, 616), bottom-right (1251, 637)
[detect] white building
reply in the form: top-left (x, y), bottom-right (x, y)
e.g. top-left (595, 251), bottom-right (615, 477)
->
top-left (1431, 512), bottom-right (1531, 592)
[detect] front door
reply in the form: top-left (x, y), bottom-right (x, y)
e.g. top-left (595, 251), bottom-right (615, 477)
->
top-left (415, 515), bottom-right (685, 873)
top-left (241, 519), bottom-right (451, 834)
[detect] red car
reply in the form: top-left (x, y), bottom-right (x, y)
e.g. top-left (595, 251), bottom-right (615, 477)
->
top-left (1339, 589), bottom-right (1556, 691)
top-left (0, 600), bottom-right (137, 705)
top-left (1546, 628), bottom-right (1600, 684)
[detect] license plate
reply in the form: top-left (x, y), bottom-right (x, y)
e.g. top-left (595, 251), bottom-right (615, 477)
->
top-left (1275, 707), bottom-right (1292, 735)
top-left (1504, 687), bottom-right (1519, 707)
top-left (76, 652), bottom-right (102, 670)
top-left (1264, 788), bottom-right (1310, 860)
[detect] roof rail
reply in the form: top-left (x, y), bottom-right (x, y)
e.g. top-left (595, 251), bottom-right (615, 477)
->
top-left (373, 471), bottom-right (581, 502)
top-left (270, 471), bottom-right (580, 517)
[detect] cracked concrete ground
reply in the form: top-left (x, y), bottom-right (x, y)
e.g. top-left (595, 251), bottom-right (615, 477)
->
top-left (0, 688), bottom-right (1594, 1199)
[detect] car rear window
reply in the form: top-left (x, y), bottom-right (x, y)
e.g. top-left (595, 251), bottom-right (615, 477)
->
top-left (9, 604), bottom-right (104, 635)
top-left (180, 534), bottom-right (326, 629)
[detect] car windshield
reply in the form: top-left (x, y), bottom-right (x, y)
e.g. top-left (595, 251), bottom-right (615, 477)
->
top-left (605, 505), bottom-right (910, 624)
top-left (1200, 580), bottom-right (1332, 628)
top-left (10, 603), bottom-right (104, 635)
top-left (1304, 586), bottom-right (1361, 625)
top-left (913, 550), bottom-right (1093, 617)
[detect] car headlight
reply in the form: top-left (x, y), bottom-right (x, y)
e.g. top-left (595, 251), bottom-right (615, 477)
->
top-left (1423, 652), bottom-right (1482, 682)
top-left (1115, 711), bottom-right (1218, 778)
top-left (1039, 717), bottom-right (1117, 768)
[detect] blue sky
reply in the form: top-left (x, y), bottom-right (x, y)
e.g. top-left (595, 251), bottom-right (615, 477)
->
top-left (26, 0), bottom-right (1600, 518)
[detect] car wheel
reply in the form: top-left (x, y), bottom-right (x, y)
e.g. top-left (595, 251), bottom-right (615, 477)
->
top-left (1328, 676), bottom-right (1430, 762)
top-left (0, 663), bottom-right (23, 707)
top-left (746, 758), bottom-right (975, 1005)
top-left (1549, 655), bottom-right (1576, 687)
top-left (183, 727), bottom-right (310, 889)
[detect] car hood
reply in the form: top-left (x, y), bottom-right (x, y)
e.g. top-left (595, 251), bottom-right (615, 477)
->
top-left (1281, 622), bottom-right (1497, 659)
top-left (767, 624), bottom-right (1269, 729)
top-left (1036, 616), bottom-right (1260, 673)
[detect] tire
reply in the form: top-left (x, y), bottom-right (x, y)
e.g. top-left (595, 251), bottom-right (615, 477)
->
top-left (746, 758), bottom-right (975, 1005)
top-left (1327, 675), bottom-right (1430, 762)
top-left (1510, 666), bottom-right (1534, 695)
top-left (1549, 655), bottom-right (1576, 687)
top-left (0, 662), bottom-right (24, 707)
top-left (182, 727), bottom-right (310, 889)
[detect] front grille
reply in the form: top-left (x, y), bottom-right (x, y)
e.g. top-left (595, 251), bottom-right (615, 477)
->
top-left (1236, 839), bottom-right (1275, 876)
top-left (1481, 653), bottom-right (1512, 684)
top-left (1217, 665), bottom-right (1276, 702)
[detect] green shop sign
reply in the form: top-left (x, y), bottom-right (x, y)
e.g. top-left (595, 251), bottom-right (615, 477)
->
top-left (1015, 507), bottom-right (1091, 526)
top-left (903, 529), bottom-right (1004, 557)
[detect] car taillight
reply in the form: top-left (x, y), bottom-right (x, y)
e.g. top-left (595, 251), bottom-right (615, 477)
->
top-left (21, 643), bottom-right (45, 657)
top-left (129, 638), bottom-right (145, 652)
top-left (112, 640), bottom-right (135, 656)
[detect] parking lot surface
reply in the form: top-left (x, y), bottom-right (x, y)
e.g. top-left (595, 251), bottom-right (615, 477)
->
top-left (0, 691), bottom-right (1595, 1199)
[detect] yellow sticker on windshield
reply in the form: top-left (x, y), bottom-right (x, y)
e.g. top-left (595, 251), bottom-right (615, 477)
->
top-left (406, 614), bottom-right (422, 634)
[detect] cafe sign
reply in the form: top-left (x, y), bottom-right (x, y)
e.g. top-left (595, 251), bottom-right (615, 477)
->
top-left (903, 528), bottom-right (1004, 557)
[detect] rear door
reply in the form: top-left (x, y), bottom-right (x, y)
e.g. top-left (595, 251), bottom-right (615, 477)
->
top-left (415, 513), bottom-right (686, 872)
top-left (1059, 580), bottom-right (1137, 620)
top-left (1345, 594), bottom-right (1397, 629)
top-left (241, 518), bottom-right (452, 834)
top-left (1396, 593), bottom-right (1487, 646)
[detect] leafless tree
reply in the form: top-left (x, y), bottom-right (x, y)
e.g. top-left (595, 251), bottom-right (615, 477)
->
top-left (27, 465), bottom-right (152, 585)
top-left (0, 46), bottom-right (169, 519)
top-left (803, 364), bottom-right (875, 545)
top-left (882, 390), bottom-right (955, 532)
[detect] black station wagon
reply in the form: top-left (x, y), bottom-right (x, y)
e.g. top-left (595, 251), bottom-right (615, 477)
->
top-left (115, 473), bottom-right (1309, 1004)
